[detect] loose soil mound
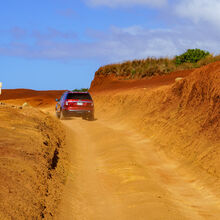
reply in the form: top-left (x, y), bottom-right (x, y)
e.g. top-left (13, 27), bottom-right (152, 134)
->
top-left (0, 104), bottom-right (67, 219)
top-left (92, 61), bottom-right (220, 194)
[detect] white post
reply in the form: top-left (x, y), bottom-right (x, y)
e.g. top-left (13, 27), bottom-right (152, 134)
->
top-left (0, 82), bottom-right (2, 95)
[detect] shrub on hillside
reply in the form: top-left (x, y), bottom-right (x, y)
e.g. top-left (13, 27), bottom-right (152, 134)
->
top-left (175, 49), bottom-right (210, 65)
top-left (94, 52), bottom-right (220, 79)
top-left (72, 88), bottom-right (88, 92)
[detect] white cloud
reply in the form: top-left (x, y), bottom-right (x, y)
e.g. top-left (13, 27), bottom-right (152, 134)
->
top-left (85, 0), bottom-right (167, 8)
top-left (1, 25), bottom-right (219, 63)
top-left (32, 28), bottom-right (77, 40)
top-left (175, 0), bottom-right (220, 27)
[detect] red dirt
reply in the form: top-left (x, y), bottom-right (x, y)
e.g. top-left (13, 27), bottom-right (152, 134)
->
top-left (92, 61), bottom-right (220, 195)
top-left (55, 62), bottom-right (220, 220)
top-left (0, 89), bottom-right (65, 107)
top-left (1, 61), bottom-right (219, 219)
top-left (0, 104), bottom-right (67, 219)
top-left (90, 69), bottom-right (194, 93)
top-left (1, 89), bottom-right (65, 100)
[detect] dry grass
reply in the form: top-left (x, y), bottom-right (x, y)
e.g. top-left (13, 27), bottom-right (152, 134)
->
top-left (96, 55), bottom-right (220, 79)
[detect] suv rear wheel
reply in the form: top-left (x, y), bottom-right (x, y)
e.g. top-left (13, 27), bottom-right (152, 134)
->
top-left (56, 112), bottom-right (60, 119)
top-left (60, 110), bottom-right (65, 120)
top-left (82, 114), bottom-right (87, 120)
top-left (88, 113), bottom-right (94, 121)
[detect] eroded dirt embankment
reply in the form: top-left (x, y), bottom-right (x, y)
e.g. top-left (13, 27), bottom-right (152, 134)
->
top-left (90, 69), bottom-right (194, 93)
top-left (90, 61), bottom-right (220, 194)
top-left (0, 103), bottom-right (67, 219)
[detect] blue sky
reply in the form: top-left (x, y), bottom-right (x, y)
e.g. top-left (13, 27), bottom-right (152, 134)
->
top-left (0, 0), bottom-right (219, 90)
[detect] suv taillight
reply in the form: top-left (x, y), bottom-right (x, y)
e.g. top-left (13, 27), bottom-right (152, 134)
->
top-left (87, 102), bottom-right (93, 107)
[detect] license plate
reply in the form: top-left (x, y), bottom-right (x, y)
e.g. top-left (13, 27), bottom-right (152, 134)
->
top-left (77, 102), bottom-right (83, 106)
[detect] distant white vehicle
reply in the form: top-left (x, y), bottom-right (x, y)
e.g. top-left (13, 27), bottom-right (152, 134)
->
top-left (0, 82), bottom-right (2, 95)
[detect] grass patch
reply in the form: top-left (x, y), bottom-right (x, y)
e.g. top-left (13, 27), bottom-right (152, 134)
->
top-left (95, 54), bottom-right (220, 79)
top-left (72, 88), bottom-right (89, 92)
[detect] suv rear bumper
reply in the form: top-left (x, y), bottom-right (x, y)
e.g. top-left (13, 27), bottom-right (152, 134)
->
top-left (63, 109), bottom-right (93, 117)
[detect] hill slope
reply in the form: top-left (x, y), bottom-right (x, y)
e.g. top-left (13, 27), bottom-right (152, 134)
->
top-left (91, 61), bottom-right (220, 193)
top-left (0, 104), bottom-right (67, 219)
top-left (1, 89), bottom-right (64, 107)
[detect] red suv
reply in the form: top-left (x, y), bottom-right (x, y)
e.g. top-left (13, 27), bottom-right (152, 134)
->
top-left (55, 91), bottom-right (94, 120)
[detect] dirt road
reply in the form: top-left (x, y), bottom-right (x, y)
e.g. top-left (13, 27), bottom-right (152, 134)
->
top-left (56, 117), bottom-right (220, 220)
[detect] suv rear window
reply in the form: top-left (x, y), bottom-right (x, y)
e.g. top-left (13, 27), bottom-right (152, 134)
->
top-left (66, 93), bottom-right (92, 100)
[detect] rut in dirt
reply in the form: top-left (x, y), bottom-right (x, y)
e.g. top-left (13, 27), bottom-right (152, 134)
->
top-left (56, 117), bottom-right (220, 220)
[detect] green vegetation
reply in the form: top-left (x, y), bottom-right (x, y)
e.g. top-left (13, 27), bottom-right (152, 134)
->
top-left (72, 88), bottom-right (88, 92)
top-left (95, 49), bottom-right (220, 79)
top-left (175, 49), bottom-right (210, 65)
